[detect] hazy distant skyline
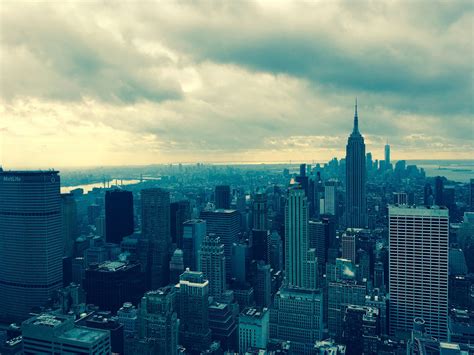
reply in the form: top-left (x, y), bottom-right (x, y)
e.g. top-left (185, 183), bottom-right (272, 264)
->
top-left (1, 1), bottom-right (473, 168)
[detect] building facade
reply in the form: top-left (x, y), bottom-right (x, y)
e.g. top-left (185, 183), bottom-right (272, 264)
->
top-left (345, 102), bottom-right (367, 228)
top-left (141, 188), bottom-right (171, 289)
top-left (0, 171), bottom-right (63, 321)
top-left (388, 205), bottom-right (449, 340)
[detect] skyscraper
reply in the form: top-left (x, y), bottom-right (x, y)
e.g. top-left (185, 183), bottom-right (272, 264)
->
top-left (252, 229), bottom-right (270, 263)
top-left (252, 192), bottom-right (268, 230)
top-left (308, 220), bottom-right (327, 265)
top-left (215, 185), bottom-right (231, 209)
top-left (182, 219), bottom-right (207, 271)
top-left (270, 185), bottom-right (324, 352)
top-left (434, 176), bottom-right (445, 206)
top-left (239, 307), bottom-right (269, 353)
top-left (199, 234), bottom-right (226, 301)
top-left (341, 232), bottom-right (356, 264)
top-left (0, 170), bottom-right (63, 321)
top-left (169, 249), bottom-right (184, 285)
top-left (388, 205), bottom-right (449, 340)
top-left (137, 287), bottom-right (178, 355)
top-left (254, 261), bottom-right (271, 308)
top-left (470, 179), bottom-right (474, 211)
top-left (178, 269), bottom-right (212, 353)
top-left (105, 189), bottom-right (134, 244)
top-left (61, 192), bottom-right (77, 257)
top-left (270, 287), bottom-right (324, 353)
top-left (200, 209), bottom-right (240, 278)
top-left (328, 280), bottom-right (366, 340)
top-left (324, 180), bottom-right (337, 216)
top-left (384, 142), bottom-right (391, 167)
top-left (141, 188), bottom-right (171, 289)
top-left (83, 261), bottom-right (145, 313)
top-left (285, 186), bottom-right (309, 288)
top-left (170, 200), bottom-right (191, 248)
top-left (345, 101), bottom-right (367, 228)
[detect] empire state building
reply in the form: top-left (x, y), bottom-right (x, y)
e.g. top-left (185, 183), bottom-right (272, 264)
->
top-left (345, 100), bottom-right (367, 228)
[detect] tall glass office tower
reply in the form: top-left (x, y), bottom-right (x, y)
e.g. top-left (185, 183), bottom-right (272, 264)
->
top-left (388, 205), bottom-right (449, 340)
top-left (0, 170), bottom-right (62, 321)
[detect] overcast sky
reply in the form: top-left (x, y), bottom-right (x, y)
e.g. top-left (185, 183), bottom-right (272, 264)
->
top-left (0, 0), bottom-right (472, 168)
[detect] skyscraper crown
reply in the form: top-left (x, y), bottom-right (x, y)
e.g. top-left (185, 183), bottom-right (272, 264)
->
top-left (353, 98), bottom-right (359, 134)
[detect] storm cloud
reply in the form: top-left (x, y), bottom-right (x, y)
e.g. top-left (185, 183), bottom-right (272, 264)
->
top-left (0, 0), bottom-right (472, 167)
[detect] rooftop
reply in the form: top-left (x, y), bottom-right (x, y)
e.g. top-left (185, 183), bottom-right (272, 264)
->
top-left (389, 204), bottom-right (449, 217)
top-left (25, 314), bottom-right (69, 328)
top-left (96, 261), bottom-right (127, 272)
top-left (241, 307), bottom-right (267, 319)
top-left (59, 326), bottom-right (108, 344)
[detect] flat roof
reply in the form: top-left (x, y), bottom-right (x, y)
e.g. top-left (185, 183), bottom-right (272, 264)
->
top-left (201, 209), bottom-right (238, 214)
top-left (97, 261), bottom-right (127, 272)
top-left (60, 326), bottom-right (108, 344)
top-left (241, 307), bottom-right (267, 319)
top-left (388, 204), bottom-right (449, 217)
top-left (28, 314), bottom-right (69, 328)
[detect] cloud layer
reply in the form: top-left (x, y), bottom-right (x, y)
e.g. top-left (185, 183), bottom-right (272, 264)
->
top-left (0, 1), bottom-right (472, 167)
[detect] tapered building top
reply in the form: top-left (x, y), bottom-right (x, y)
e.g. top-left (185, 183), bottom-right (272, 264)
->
top-left (352, 98), bottom-right (360, 136)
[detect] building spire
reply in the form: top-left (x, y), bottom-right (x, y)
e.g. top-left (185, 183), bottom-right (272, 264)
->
top-left (353, 98), bottom-right (359, 133)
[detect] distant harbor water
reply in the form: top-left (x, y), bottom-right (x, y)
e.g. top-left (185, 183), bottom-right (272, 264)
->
top-left (408, 160), bottom-right (473, 183)
top-left (61, 179), bottom-right (141, 194)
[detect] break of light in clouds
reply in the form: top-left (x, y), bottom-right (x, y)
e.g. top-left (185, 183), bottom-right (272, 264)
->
top-left (0, 0), bottom-right (473, 168)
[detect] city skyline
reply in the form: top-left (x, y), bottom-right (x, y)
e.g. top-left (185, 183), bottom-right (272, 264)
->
top-left (1, 1), bottom-right (473, 168)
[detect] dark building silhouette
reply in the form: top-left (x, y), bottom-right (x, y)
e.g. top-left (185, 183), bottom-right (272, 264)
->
top-left (308, 219), bottom-right (327, 265)
top-left (61, 193), bottom-right (77, 258)
top-left (424, 183), bottom-right (433, 206)
top-left (252, 193), bottom-right (268, 230)
top-left (342, 305), bottom-right (379, 355)
top-left (82, 314), bottom-right (124, 354)
top-left (105, 189), bottom-right (134, 244)
top-left (83, 261), bottom-right (145, 313)
top-left (252, 229), bottom-right (270, 263)
top-left (182, 219), bottom-right (207, 271)
top-left (253, 261), bottom-right (271, 308)
top-left (345, 101), bottom-right (367, 228)
top-left (178, 270), bottom-right (212, 353)
top-left (470, 179), bottom-right (474, 211)
top-left (0, 170), bottom-right (63, 322)
top-left (434, 176), bottom-right (444, 206)
top-left (208, 302), bottom-right (238, 351)
top-left (170, 200), bottom-right (191, 248)
top-left (141, 188), bottom-right (171, 289)
top-left (215, 185), bottom-right (231, 209)
top-left (137, 287), bottom-right (178, 355)
top-left (295, 163), bottom-right (309, 198)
